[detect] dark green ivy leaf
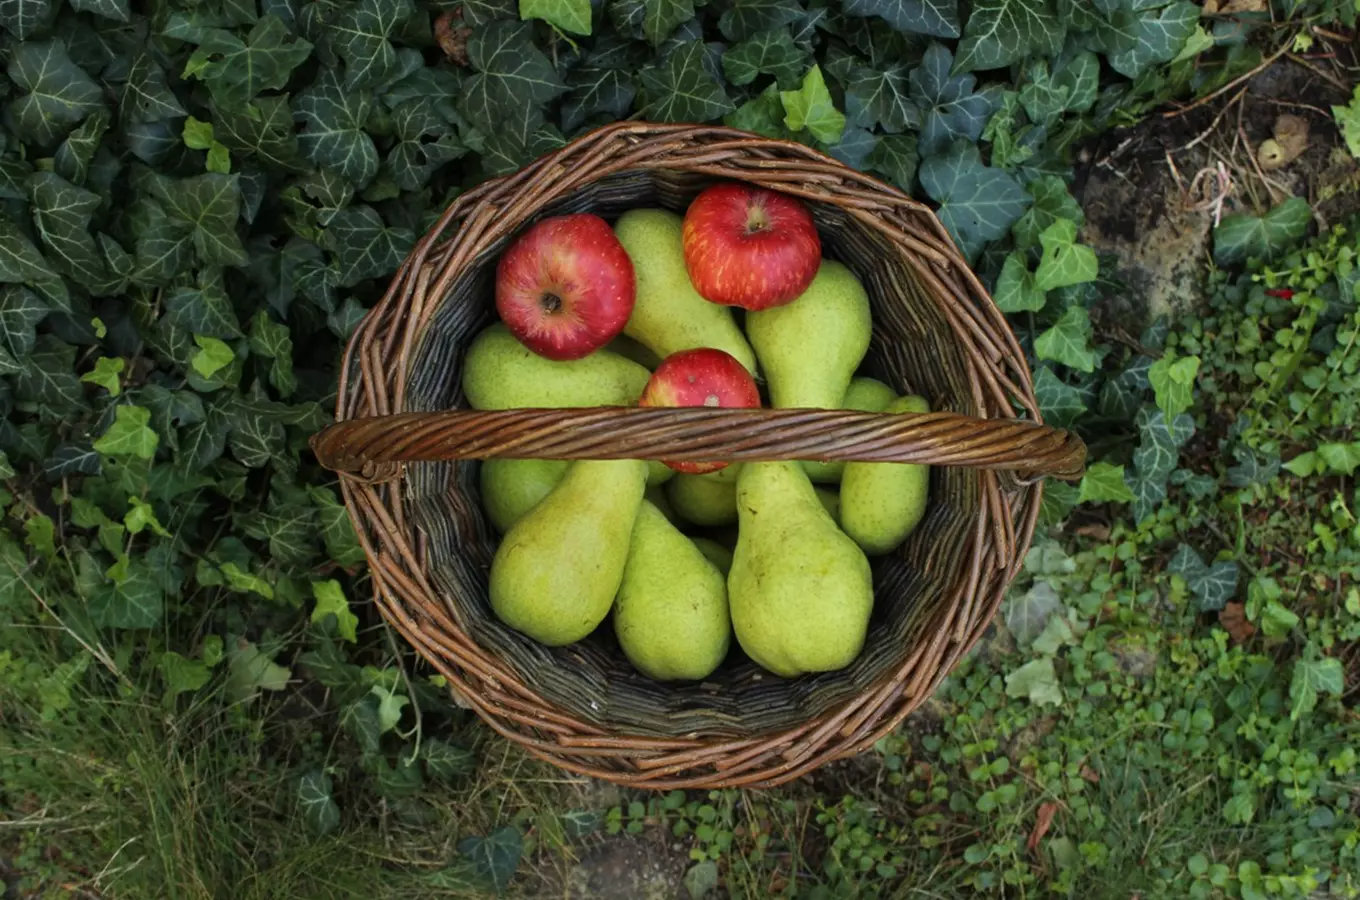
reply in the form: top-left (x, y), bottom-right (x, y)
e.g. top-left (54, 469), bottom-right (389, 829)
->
top-left (1106, 1), bottom-right (1199, 80)
top-left (54, 110), bottom-right (112, 186)
top-left (0, 0), bottom-right (55, 40)
top-left (458, 21), bottom-right (567, 134)
top-left (641, 41), bottom-right (735, 123)
top-left (718, 0), bottom-right (803, 41)
top-left (845, 60), bottom-right (919, 133)
top-left (0, 285), bottom-right (49, 378)
top-left (150, 172), bottom-right (249, 268)
top-left (321, 204), bottom-right (414, 287)
top-left (0, 217), bottom-right (71, 310)
top-left (724, 83), bottom-right (793, 139)
top-left (385, 98), bottom-right (467, 191)
top-left (27, 172), bottom-right (105, 285)
top-left (642, 0), bottom-right (696, 44)
top-left (298, 771), bottom-right (342, 836)
top-left (327, 0), bottom-right (415, 90)
top-left (89, 559), bottom-right (164, 629)
top-left (458, 827), bottom-right (524, 894)
top-left (6, 40), bottom-right (106, 147)
top-left (181, 16), bottom-right (315, 112)
top-left (1012, 175), bottom-right (1084, 251)
top-left (954, 0), bottom-right (1065, 74)
top-left (1168, 543), bottom-right (1239, 612)
top-left (918, 140), bottom-right (1028, 256)
top-left (867, 133), bottom-right (919, 191)
top-left (128, 196), bottom-right (195, 286)
top-left (214, 95), bottom-right (309, 172)
top-left (1033, 365), bottom-right (1087, 428)
top-left (122, 53), bottom-right (187, 124)
top-left (294, 69), bottom-right (380, 186)
top-left (1213, 197), bottom-right (1312, 266)
top-left (562, 67), bottom-right (638, 133)
top-left (840, 0), bottom-right (958, 38)
top-left (723, 28), bottom-right (808, 89)
top-left (70, 0), bottom-right (130, 21)
top-left (909, 43), bottom-right (1001, 157)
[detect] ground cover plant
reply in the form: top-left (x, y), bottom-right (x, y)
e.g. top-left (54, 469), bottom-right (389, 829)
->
top-left (1, 0), bottom-right (1359, 895)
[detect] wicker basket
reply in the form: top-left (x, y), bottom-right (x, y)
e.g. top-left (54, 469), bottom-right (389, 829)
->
top-left (310, 122), bottom-right (1086, 790)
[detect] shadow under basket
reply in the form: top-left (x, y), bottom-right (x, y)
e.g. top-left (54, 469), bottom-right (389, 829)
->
top-left (310, 123), bottom-right (1086, 790)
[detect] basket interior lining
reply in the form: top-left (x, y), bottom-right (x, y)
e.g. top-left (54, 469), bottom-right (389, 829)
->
top-left (400, 169), bottom-right (982, 739)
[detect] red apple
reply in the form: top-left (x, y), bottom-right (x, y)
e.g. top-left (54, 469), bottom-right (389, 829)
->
top-left (639, 348), bottom-right (761, 474)
top-left (681, 183), bottom-right (821, 311)
top-left (496, 213), bottom-right (636, 360)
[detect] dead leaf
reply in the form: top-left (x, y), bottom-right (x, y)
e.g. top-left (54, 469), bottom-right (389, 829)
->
top-left (1259, 114), bottom-right (1310, 171)
top-left (435, 10), bottom-right (471, 66)
top-left (1027, 802), bottom-right (1059, 855)
top-left (1218, 0), bottom-right (1266, 11)
top-left (1079, 765), bottom-right (1100, 784)
top-left (1075, 523), bottom-right (1111, 541)
top-left (1220, 601), bottom-right (1256, 643)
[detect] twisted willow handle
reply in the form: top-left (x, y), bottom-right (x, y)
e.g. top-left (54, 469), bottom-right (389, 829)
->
top-left (310, 407), bottom-right (1086, 481)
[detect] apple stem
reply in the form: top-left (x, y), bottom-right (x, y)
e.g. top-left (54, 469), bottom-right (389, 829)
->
top-left (540, 293), bottom-right (563, 314)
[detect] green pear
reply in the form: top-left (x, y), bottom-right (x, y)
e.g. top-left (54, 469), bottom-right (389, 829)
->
top-left (843, 376), bottom-right (898, 414)
top-left (728, 461), bottom-right (873, 677)
top-left (747, 261), bottom-right (872, 482)
top-left (814, 376), bottom-right (902, 484)
top-left (691, 537), bottom-right (734, 576)
top-left (666, 463), bottom-right (740, 527)
top-left (614, 209), bottom-right (758, 375)
top-left (489, 459), bottom-right (648, 646)
top-left (480, 458), bottom-right (569, 533)
top-left (840, 395), bottom-right (931, 555)
top-left (613, 502), bottom-right (731, 681)
top-left (463, 324), bottom-right (650, 410)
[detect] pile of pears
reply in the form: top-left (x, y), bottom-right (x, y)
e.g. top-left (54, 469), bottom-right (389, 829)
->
top-left (465, 203), bottom-right (931, 682)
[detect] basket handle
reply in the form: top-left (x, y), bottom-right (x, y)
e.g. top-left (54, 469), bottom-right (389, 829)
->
top-left (310, 407), bottom-right (1086, 481)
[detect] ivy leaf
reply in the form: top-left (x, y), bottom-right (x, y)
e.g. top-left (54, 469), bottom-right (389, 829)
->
top-left (867, 133), bottom-right (919, 191)
top-left (458, 827), bottom-right (524, 893)
top-left (321, 205), bottom-right (414, 288)
top-left (328, 0), bottom-right (414, 89)
top-left (920, 140), bottom-right (1028, 257)
top-left (520, 0), bottom-right (592, 33)
top-left (725, 84), bottom-right (792, 139)
top-left (150, 173), bottom-right (248, 268)
top-left (298, 771), bottom-right (342, 836)
top-left (0, 218), bottom-right (71, 310)
top-left (1107, 1), bottom-right (1200, 80)
top-left (27, 172), bottom-right (106, 285)
top-left (954, 0), bottom-right (1064, 73)
top-left (249, 311), bottom-right (296, 396)
top-left (312, 579), bottom-right (359, 643)
top-left (1033, 218), bottom-right (1098, 291)
top-left (562, 67), bottom-right (637, 132)
top-left (1078, 461), bottom-right (1134, 504)
top-left (215, 96), bottom-right (307, 173)
top-left (718, 0), bottom-right (801, 40)
top-left (94, 406), bottom-right (160, 460)
top-left (641, 41), bottom-right (735, 123)
top-left (421, 739), bottom-right (476, 781)
top-left (845, 61), bottom-right (919, 133)
top-left (0, 0), bottom-right (54, 39)
top-left (81, 357), bottom-right (125, 396)
top-left (1147, 351), bottom-right (1199, 423)
top-left (1013, 175), bottom-right (1084, 251)
top-left (1168, 543), bottom-right (1239, 612)
top-left (1034, 306), bottom-right (1096, 373)
top-left (637, 0), bottom-right (693, 43)
top-left (310, 486), bottom-right (367, 567)
top-left (158, 651), bottom-right (212, 697)
top-left (1033, 365), bottom-right (1086, 428)
top-left (294, 70), bottom-right (380, 187)
top-left (840, 0), bottom-right (959, 39)
top-left (993, 252), bottom-right (1045, 312)
top-left (1005, 581), bottom-right (1060, 645)
top-left (71, 0), bottom-right (129, 20)
top-left (1289, 653), bottom-right (1344, 722)
top-left (1316, 442), bottom-right (1360, 476)
top-left (1054, 51), bottom-right (1099, 114)
top-left (460, 21), bottom-right (567, 133)
top-left (226, 640), bottom-right (292, 703)
top-left (181, 16), bottom-right (314, 112)
top-left (724, 29), bottom-right (808, 88)
top-left (191, 335), bottom-right (235, 379)
top-left (123, 53), bottom-right (187, 124)
top-left (89, 560), bottom-right (164, 629)
top-left (15, 336), bottom-right (83, 414)
top-left (54, 110), bottom-right (111, 187)
top-left (910, 44), bottom-right (1002, 157)
top-left (780, 65), bottom-right (845, 144)
top-left (0, 286), bottom-right (50, 378)
top-left (1213, 197), bottom-right (1312, 266)
top-left (1004, 657), bottom-right (1062, 705)
top-left (6, 40), bottom-right (106, 146)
